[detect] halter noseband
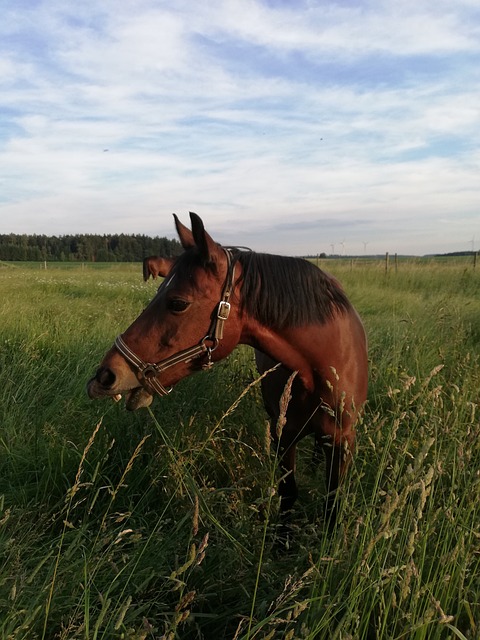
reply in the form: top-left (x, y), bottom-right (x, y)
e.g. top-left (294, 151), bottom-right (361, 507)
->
top-left (114, 248), bottom-right (236, 397)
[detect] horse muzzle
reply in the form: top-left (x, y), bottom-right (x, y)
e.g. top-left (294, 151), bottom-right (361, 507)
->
top-left (87, 363), bottom-right (154, 410)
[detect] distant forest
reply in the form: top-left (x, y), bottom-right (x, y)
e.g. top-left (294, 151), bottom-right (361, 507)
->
top-left (0, 233), bottom-right (182, 262)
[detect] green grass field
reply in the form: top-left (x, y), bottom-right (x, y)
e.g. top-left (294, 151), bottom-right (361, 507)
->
top-left (0, 258), bottom-right (479, 639)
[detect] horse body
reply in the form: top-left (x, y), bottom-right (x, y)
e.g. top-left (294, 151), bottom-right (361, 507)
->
top-left (88, 212), bottom-right (368, 521)
top-left (253, 314), bottom-right (367, 513)
top-left (142, 256), bottom-right (174, 281)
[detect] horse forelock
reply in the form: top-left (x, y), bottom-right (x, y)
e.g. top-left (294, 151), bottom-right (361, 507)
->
top-left (235, 252), bottom-right (351, 329)
top-left (167, 246), bottom-right (218, 292)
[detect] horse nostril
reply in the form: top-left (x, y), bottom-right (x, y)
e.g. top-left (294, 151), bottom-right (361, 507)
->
top-left (96, 367), bottom-right (116, 388)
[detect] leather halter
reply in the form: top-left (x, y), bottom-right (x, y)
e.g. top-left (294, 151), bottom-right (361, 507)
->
top-left (114, 248), bottom-right (236, 397)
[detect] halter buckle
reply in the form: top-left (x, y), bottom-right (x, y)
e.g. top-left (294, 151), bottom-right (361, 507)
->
top-left (217, 301), bottom-right (231, 321)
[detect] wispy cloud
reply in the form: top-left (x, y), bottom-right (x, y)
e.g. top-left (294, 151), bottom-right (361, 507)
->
top-left (1, 0), bottom-right (479, 254)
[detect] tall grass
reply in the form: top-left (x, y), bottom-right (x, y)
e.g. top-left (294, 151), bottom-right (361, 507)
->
top-left (0, 259), bottom-right (479, 639)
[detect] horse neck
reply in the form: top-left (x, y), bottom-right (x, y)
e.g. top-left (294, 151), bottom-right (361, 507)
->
top-left (240, 319), bottom-right (319, 392)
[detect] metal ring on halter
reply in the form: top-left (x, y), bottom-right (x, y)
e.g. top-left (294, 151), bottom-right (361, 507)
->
top-left (200, 335), bottom-right (219, 351)
top-left (142, 364), bottom-right (159, 379)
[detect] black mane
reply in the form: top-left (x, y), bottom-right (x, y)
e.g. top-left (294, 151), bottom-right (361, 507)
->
top-left (235, 251), bottom-right (351, 329)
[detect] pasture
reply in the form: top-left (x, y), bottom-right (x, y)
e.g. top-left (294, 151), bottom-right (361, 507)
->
top-left (0, 257), bottom-right (479, 639)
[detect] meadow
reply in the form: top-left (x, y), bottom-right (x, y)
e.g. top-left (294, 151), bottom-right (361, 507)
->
top-left (0, 256), bottom-right (479, 640)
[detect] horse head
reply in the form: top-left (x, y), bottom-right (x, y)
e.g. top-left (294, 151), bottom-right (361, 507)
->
top-left (87, 212), bottom-right (243, 410)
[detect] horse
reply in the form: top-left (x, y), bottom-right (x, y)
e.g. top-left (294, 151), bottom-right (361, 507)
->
top-left (87, 212), bottom-right (368, 525)
top-left (142, 256), bottom-right (175, 281)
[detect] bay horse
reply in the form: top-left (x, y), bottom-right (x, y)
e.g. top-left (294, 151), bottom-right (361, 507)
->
top-left (88, 212), bottom-right (368, 524)
top-left (143, 256), bottom-right (174, 281)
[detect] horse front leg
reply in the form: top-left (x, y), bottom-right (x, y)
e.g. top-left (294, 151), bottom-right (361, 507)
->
top-left (277, 441), bottom-right (298, 516)
top-left (269, 436), bottom-right (298, 548)
top-left (322, 426), bottom-right (355, 525)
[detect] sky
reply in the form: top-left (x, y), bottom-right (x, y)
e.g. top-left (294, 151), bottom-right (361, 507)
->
top-left (1, 0), bottom-right (479, 256)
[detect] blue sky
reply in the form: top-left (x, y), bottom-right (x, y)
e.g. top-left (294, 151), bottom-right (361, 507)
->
top-left (1, 0), bottom-right (479, 255)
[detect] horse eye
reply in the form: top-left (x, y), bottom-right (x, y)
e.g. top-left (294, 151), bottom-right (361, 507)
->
top-left (167, 298), bottom-right (190, 314)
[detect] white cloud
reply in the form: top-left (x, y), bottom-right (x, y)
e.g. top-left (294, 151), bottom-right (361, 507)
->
top-left (0, 0), bottom-right (479, 255)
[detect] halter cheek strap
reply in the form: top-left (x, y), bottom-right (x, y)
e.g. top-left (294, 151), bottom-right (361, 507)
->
top-left (114, 248), bottom-right (235, 397)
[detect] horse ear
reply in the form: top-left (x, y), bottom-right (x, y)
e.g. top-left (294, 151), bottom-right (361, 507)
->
top-left (173, 214), bottom-right (195, 249)
top-left (189, 212), bottom-right (219, 264)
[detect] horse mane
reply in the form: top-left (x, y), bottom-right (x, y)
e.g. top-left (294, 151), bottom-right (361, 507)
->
top-left (235, 251), bottom-right (351, 329)
top-left (171, 246), bottom-right (351, 329)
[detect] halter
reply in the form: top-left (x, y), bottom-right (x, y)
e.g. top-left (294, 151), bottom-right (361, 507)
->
top-left (114, 248), bottom-right (236, 397)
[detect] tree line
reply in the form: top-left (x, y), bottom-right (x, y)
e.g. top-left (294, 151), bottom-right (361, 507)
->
top-left (0, 233), bottom-right (182, 262)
